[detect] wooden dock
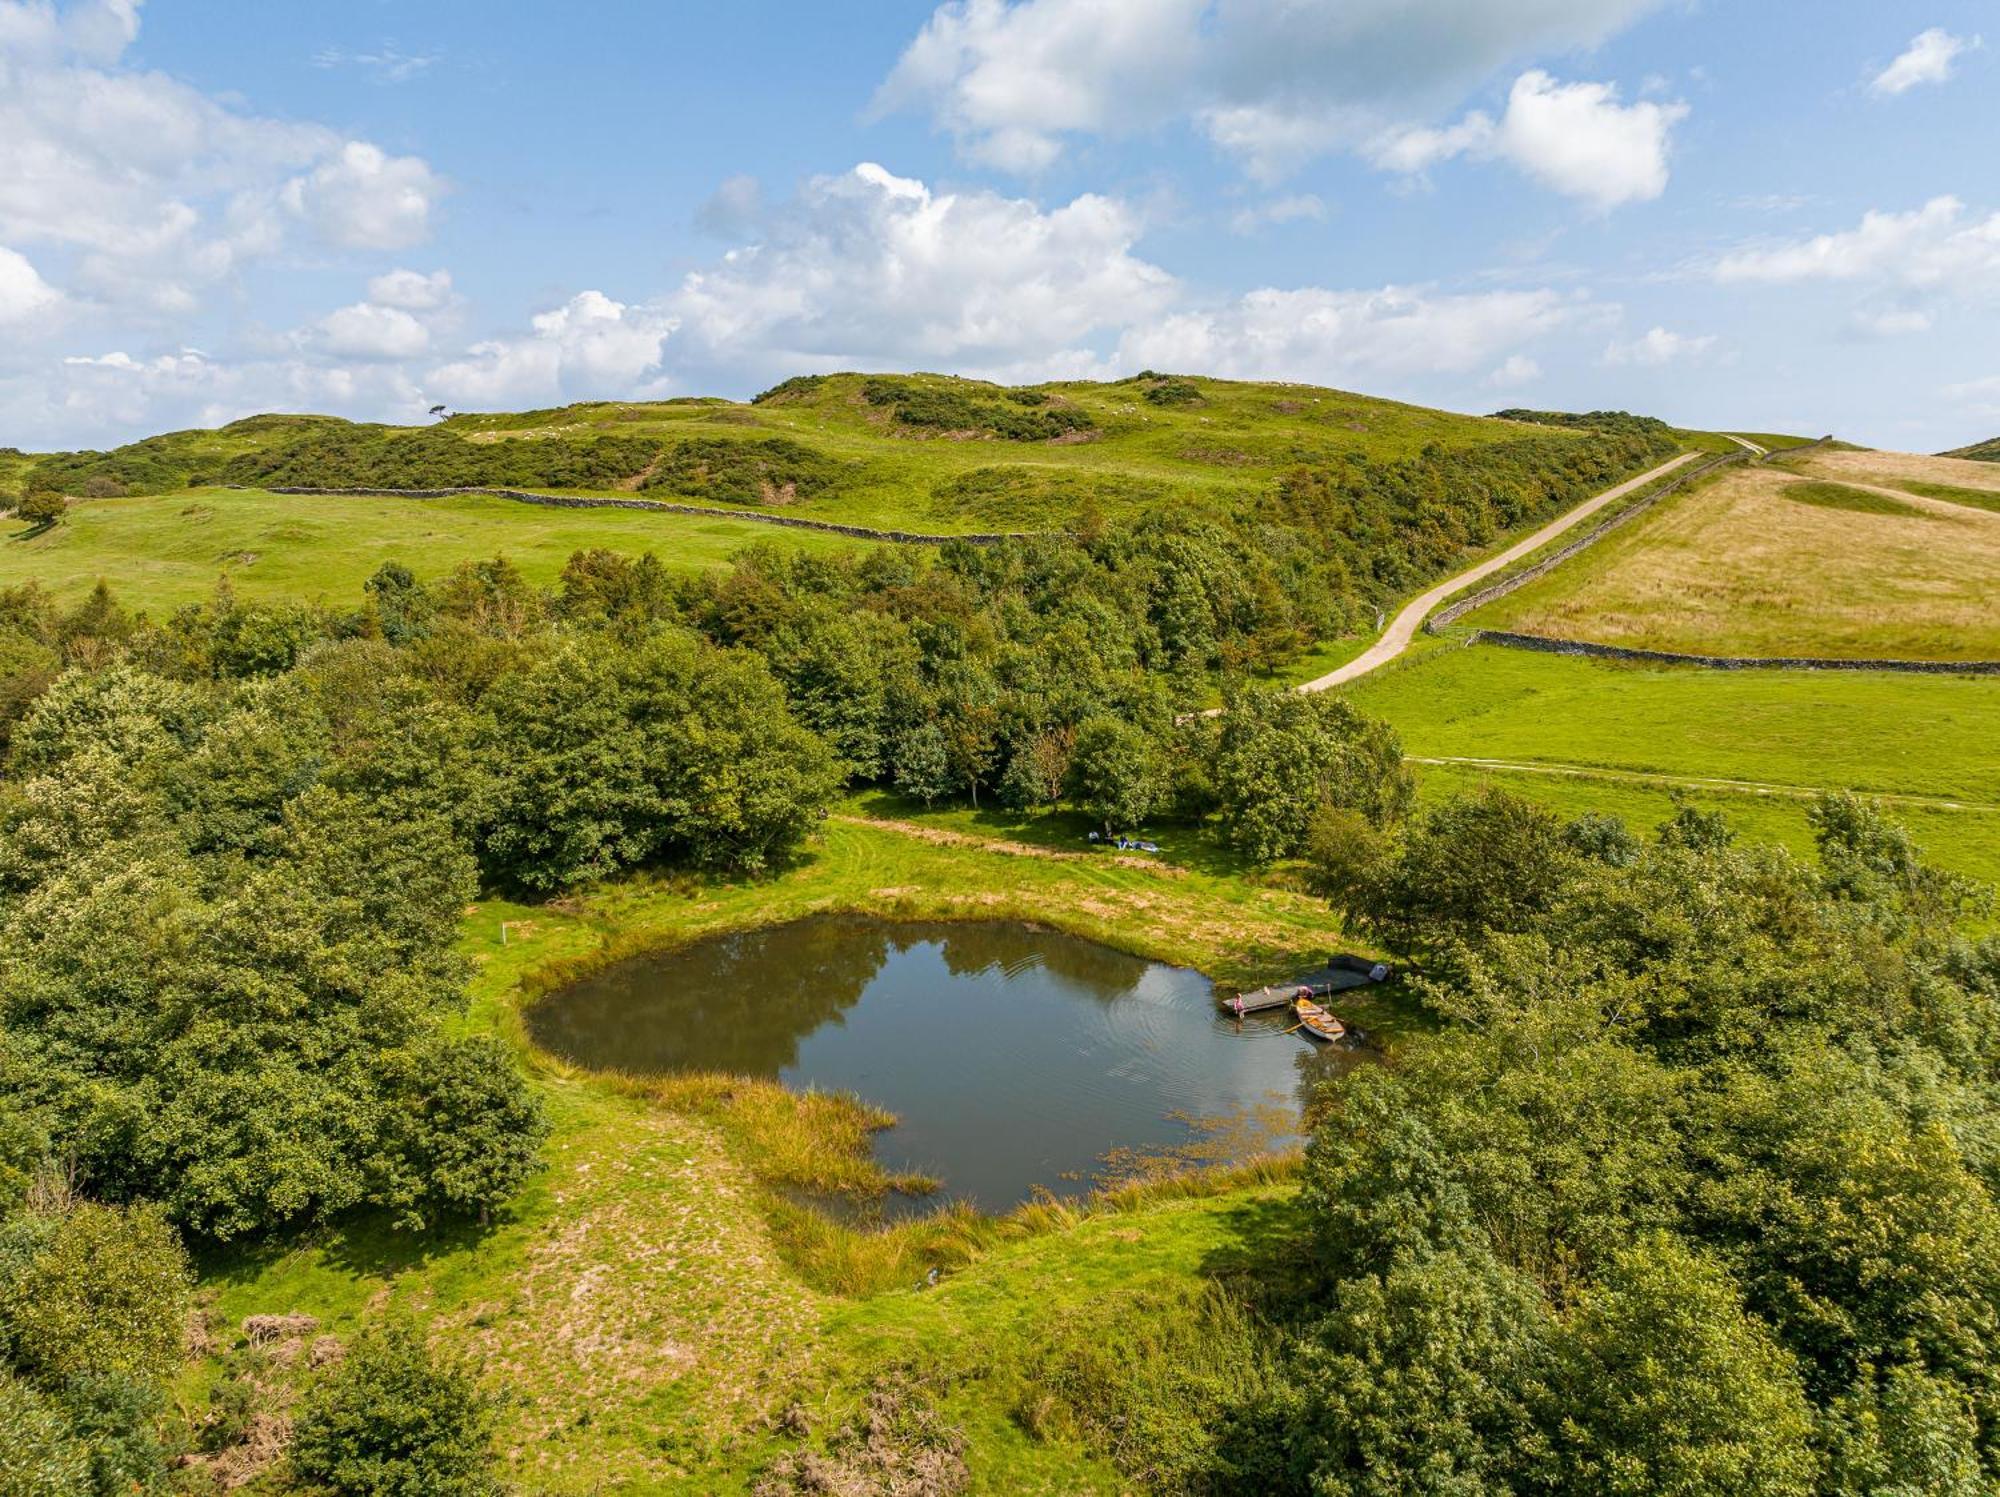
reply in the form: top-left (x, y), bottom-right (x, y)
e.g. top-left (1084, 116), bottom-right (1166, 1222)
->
top-left (1222, 960), bottom-right (1388, 1016)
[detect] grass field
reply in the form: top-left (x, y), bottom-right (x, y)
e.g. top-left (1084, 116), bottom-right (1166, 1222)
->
top-left (0, 486), bottom-right (869, 610)
top-left (1466, 458), bottom-right (2000, 660)
top-left (1340, 639), bottom-right (2000, 893)
top-left (186, 812), bottom-right (1359, 1493)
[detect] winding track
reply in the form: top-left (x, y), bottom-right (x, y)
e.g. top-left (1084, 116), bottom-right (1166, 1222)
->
top-left (1294, 451), bottom-right (1700, 694)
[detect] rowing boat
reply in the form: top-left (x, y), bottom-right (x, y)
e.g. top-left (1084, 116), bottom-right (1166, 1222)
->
top-left (1293, 997), bottom-right (1346, 1042)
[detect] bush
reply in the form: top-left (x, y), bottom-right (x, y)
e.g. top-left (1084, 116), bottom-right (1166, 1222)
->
top-left (0, 1372), bottom-right (86, 1497)
top-left (288, 1324), bottom-right (499, 1497)
top-left (1142, 378), bottom-right (1203, 407)
top-left (11, 493), bottom-right (64, 528)
top-left (861, 376), bottom-right (1095, 440)
top-left (0, 1201), bottom-right (191, 1385)
top-left (639, 436), bottom-right (843, 505)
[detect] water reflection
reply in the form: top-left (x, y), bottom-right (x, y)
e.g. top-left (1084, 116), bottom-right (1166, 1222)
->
top-left (529, 915), bottom-right (1368, 1211)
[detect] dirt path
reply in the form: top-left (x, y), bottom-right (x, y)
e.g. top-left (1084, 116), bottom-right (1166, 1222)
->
top-left (1411, 754), bottom-right (2000, 814)
top-left (1294, 452), bottom-right (1699, 694)
top-left (1724, 434), bottom-right (1768, 455)
top-left (830, 812), bottom-right (1180, 874)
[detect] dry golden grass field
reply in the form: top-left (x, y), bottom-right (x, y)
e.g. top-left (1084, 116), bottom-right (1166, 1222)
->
top-left (1470, 451), bottom-right (2000, 660)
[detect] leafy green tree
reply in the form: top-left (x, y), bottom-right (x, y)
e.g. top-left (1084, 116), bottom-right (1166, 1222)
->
top-left (372, 1037), bottom-right (548, 1229)
top-left (1064, 716), bottom-right (1161, 835)
top-left (891, 719), bottom-right (953, 807)
top-left (481, 631), bottom-right (836, 889)
top-left (0, 1201), bottom-right (190, 1385)
top-left (1823, 1365), bottom-right (1985, 1497)
top-left (998, 728), bottom-right (1072, 813)
top-left (1549, 1234), bottom-right (1816, 1497)
top-left (289, 1323), bottom-right (500, 1497)
top-left (1292, 1248), bottom-right (1554, 1496)
top-left (1355, 788), bottom-right (1577, 958)
top-left (1211, 688), bottom-right (1411, 861)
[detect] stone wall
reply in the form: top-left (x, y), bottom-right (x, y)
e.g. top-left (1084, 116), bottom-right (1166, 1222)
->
top-left (254, 486), bottom-right (1031, 547)
top-left (1471, 628), bottom-right (2000, 676)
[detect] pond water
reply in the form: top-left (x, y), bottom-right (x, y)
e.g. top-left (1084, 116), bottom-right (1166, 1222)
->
top-left (528, 915), bottom-right (1367, 1212)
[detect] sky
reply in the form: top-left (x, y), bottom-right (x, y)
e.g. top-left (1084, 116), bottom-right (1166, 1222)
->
top-left (1, 0), bottom-right (1996, 452)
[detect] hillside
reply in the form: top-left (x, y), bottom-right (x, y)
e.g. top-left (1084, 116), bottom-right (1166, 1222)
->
top-left (4, 375), bottom-right (1678, 641)
top-left (15, 373), bottom-right (1592, 530)
top-left (1943, 435), bottom-right (2000, 462)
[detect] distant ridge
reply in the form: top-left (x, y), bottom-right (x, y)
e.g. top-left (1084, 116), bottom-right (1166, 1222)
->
top-left (1940, 436), bottom-right (2000, 463)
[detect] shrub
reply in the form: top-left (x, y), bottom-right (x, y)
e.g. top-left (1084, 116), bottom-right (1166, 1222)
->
top-left (288, 1324), bottom-right (499, 1497)
top-left (1143, 378), bottom-right (1203, 407)
top-left (861, 377), bottom-right (1095, 440)
top-left (0, 1201), bottom-right (191, 1385)
top-left (12, 493), bottom-right (64, 528)
top-left (639, 436), bottom-right (843, 505)
top-left (0, 1372), bottom-right (87, 1497)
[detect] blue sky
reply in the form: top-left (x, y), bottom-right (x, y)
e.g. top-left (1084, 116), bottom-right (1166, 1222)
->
top-left (1, 0), bottom-right (1995, 450)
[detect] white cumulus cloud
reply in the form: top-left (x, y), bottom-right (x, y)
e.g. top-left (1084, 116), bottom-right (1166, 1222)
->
top-left (1115, 284), bottom-right (1587, 385)
top-left (317, 301), bottom-right (431, 360)
top-left (1370, 71), bottom-right (1687, 209)
top-left (425, 290), bottom-right (676, 409)
top-left (1601, 326), bottom-right (1715, 365)
top-left (0, 0), bottom-right (444, 312)
top-left (281, 142), bottom-right (442, 252)
top-left (1710, 196), bottom-right (2000, 291)
top-left (877, 0), bottom-right (1670, 189)
top-left (661, 161), bottom-right (1178, 386)
top-left (1870, 28), bottom-right (1979, 96)
top-left (365, 267), bottom-right (454, 312)
top-left (0, 244), bottom-right (64, 324)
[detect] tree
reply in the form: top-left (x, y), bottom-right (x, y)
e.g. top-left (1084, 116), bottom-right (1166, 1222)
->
top-left (289, 1323), bottom-right (500, 1497)
top-left (1355, 788), bottom-right (1577, 958)
top-left (1550, 1235), bottom-right (1816, 1497)
top-left (1292, 1248), bottom-right (1554, 1496)
top-left (372, 1037), bottom-right (548, 1230)
top-left (11, 492), bottom-right (64, 529)
top-left (891, 719), bottom-right (953, 807)
top-left (1211, 688), bottom-right (1412, 862)
top-left (999, 727), bottom-right (1072, 813)
top-left (1064, 716), bottom-right (1161, 836)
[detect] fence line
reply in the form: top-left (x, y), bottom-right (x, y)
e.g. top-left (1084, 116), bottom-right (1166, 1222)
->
top-left (250, 485), bottom-right (1032, 546)
top-left (1469, 628), bottom-right (2000, 676)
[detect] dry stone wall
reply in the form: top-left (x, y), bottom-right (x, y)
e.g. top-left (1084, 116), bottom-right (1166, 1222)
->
top-left (1471, 628), bottom-right (2000, 676)
top-left (254, 485), bottom-right (1031, 546)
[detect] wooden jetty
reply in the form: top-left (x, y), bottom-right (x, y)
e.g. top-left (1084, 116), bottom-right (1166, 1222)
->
top-left (1222, 960), bottom-right (1389, 1016)
top-left (1225, 983), bottom-right (1318, 1016)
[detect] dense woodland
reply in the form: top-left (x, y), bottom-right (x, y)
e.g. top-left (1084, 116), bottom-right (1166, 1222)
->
top-left (5, 403), bottom-right (1997, 1492)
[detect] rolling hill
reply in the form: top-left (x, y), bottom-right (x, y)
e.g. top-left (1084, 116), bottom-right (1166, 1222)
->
top-left (3, 373), bottom-right (1679, 620)
top-left (1942, 435), bottom-right (2000, 462)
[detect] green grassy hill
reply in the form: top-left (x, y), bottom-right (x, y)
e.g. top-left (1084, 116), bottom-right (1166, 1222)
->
top-left (5, 374), bottom-right (1685, 626)
top-left (1943, 435), bottom-right (2000, 462)
top-left (14, 372), bottom-right (1594, 534)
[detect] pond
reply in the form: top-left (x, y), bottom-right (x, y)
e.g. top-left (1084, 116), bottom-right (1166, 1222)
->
top-left (528, 915), bottom-right (1369, 1213)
